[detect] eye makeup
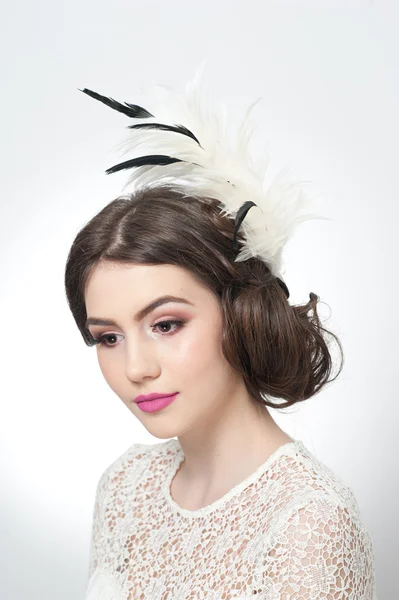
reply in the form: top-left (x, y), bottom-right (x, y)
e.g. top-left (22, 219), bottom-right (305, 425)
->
top-left (89, 318), bottom-right (188, 348)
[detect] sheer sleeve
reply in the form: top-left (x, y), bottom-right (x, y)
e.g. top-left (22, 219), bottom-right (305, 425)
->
top-left (258, 494), bottom-right (377, 599)
top-left (87, 466), bottom-right (111, 581)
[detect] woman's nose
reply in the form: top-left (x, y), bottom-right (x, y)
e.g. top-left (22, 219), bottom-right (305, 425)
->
top-left (124, 339), bottom-right (161, 382)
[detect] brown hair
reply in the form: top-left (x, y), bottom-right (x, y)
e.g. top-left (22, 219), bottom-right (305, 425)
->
top-left (64, 184), bottom-right (344, 410)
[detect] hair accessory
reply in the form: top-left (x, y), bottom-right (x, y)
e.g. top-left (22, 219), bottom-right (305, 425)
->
top-left (79, 62), bottom-right (327, 300)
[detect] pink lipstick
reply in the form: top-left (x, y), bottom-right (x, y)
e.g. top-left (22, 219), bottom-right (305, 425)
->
top-left (135, 392), bottom-right (179, 413)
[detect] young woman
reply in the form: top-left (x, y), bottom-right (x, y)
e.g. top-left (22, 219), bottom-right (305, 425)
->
top-left (65, 67), bottom-right (378, 599)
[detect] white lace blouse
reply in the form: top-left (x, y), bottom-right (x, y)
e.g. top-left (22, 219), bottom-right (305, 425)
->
top-left (84, 437), bottom-right (378, 599)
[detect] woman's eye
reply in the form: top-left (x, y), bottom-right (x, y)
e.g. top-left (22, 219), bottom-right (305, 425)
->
top-left (152, 319), bottom-right (185, 335)
top-left (94, 333), bottom-right (121, 347)
top-left (92, 319), bottom-right (186, 348)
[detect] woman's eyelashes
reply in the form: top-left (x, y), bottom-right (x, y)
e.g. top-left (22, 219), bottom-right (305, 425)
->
top-left (90, 319), bottom-right (187, 348)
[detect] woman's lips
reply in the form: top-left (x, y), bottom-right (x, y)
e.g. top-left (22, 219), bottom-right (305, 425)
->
top-left (136, 393), bottom-right (179, 413)
top-left (134, 392), bottom-right (178, 403)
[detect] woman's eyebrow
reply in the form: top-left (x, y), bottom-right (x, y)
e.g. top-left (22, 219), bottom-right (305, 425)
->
top-left (85, 295), bottom-right (194, 328)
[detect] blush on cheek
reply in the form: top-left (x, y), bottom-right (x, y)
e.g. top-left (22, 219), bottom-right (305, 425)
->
top-left (173, 323), bottom-right (223, 372)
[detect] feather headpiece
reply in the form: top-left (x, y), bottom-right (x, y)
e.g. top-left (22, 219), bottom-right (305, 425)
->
top-left (79, 63), bottom-right (326, 298)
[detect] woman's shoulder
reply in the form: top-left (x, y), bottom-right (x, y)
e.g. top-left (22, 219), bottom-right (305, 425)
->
top-left (261, 444), bottom-right (378, 600)
top-left (95, 438), bottom-right (177, 493)
top-left (275, 440), bottom-right (368, 524)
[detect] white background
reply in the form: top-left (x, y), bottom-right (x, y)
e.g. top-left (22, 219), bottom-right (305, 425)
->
top-left (1, 1), bottom-right (396, 598)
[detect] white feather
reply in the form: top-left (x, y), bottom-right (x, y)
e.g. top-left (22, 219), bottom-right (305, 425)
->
top-left (110, 61), bottom-right (328, 280)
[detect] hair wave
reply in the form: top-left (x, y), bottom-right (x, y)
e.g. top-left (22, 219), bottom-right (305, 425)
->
top-left (64, 185), bottom-right (344, 410)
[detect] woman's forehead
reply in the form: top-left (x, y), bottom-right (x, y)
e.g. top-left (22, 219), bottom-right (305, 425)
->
top-left (84, 262), bottom-right (218, 322)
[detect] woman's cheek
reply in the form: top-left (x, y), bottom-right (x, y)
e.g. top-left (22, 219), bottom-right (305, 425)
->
top-left (175, 325), bottom-right (214, 368)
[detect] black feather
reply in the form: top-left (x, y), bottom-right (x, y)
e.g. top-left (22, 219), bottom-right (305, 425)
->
top-left (79, 88), bottom-right (154, 119)
top-left (232, 201), bottom-right (290, 298)
top-left (105, 154), bottom-right (183, 174)
top-left (276, 278), bottom-right (290, 299)
top-left (232, 201), bottom-right (258, 250)
top-left (128, 122), bottom-right (202, 147)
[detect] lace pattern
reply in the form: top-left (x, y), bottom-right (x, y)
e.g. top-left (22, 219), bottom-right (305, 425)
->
top-left (85, 439), bottom-right (378, 599)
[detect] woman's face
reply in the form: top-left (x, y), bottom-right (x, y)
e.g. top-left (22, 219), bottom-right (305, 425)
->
top-left (84, 261), bottom-right (242, 439)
